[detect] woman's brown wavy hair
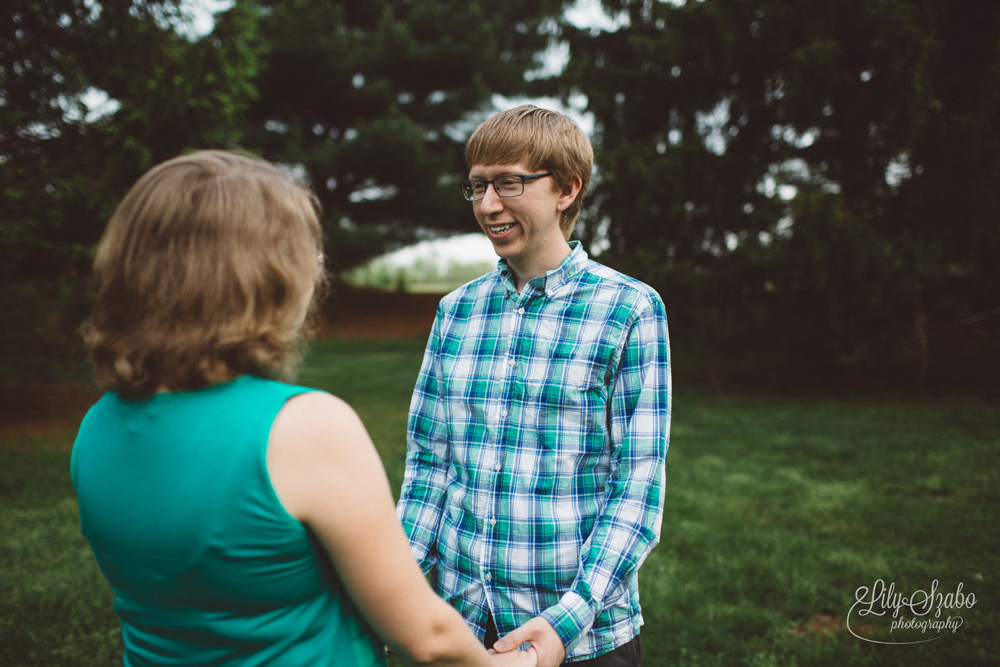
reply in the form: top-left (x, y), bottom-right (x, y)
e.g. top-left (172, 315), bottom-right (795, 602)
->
top-left (81, 150), bottom-right (326, 400)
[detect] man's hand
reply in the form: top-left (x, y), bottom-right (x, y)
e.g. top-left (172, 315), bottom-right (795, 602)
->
top-left (491, 616), bottom-right (565, 667)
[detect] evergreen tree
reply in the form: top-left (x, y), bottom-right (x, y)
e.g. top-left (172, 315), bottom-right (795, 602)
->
top-left (1, 0), bottom-right (260, 375)
top-left (244, 0), bottom-right (566, 271)
top-left (552, 0), bottom-right (999, 389)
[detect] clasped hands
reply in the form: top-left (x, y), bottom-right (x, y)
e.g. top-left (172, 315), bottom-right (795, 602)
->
top-left (489, 616), bottom-right (566, 667)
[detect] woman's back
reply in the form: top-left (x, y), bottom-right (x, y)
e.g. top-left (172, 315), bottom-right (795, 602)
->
top-left (72, 150), bottom-right (535, 667)
top-left (71, 375), bottom-right (384, 667)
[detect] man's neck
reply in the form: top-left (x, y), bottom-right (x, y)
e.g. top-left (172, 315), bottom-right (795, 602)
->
top-left (507, 240), bottom-right (572, 293)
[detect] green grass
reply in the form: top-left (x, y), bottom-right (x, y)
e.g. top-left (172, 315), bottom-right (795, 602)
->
top-left (297, 337), bottom-right (428, 496)
top-left (1, 337), bottom-right (998, 665)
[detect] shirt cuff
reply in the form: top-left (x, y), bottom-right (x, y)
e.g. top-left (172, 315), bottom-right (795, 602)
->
top-left (539, 590), bottom-right (596, 654)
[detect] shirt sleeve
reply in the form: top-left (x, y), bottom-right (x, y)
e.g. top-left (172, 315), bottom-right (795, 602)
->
top-left (540, 297), bottom-right (672, 651)
top-left (396, 307), bottom-right (452, 574)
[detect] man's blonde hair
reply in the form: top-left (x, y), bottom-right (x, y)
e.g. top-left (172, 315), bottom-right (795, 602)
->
top-left (465, 105), bottom-right (593, 239)
top-left (82, 150), bottom-right (325, 399)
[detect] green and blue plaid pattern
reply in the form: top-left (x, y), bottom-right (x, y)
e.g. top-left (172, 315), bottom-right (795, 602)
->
top-left (397, 242), bottom-right (671, 661)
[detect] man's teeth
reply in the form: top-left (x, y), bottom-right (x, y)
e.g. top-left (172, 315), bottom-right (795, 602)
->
top-left (491, 223), bottom-right (514, 234)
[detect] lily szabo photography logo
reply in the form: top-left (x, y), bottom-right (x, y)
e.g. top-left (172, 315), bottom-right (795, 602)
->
top-left (847, 579), bottom-right (976, 645)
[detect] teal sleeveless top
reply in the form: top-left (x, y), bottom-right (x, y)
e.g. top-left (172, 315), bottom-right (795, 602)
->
top-left (71, 376), bottom-right (385, 667)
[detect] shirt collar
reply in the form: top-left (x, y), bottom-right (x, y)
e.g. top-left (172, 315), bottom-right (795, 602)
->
top-left (497, 241), bottom-right (588, 299)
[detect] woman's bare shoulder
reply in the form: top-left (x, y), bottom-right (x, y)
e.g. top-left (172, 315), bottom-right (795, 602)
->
top-left (274, 390), bottom-right (368, 438)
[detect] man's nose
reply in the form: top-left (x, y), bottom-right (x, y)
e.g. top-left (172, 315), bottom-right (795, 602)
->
top-left (479, 184), bottom-right (505, 212)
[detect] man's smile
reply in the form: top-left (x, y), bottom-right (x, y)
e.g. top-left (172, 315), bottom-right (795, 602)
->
top-left (487, 222), bottom-right (518, 236)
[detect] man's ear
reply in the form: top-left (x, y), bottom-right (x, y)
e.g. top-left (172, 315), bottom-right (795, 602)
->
top-left (556, 175), bottom-right (584, 212)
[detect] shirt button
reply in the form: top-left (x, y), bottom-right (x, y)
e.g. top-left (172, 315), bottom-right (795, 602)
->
top-left (490, 519), bottom-right (497, 527)
top-left (518, 307), bottom-right (525, 314)
top-left (507, 358), bottom-right (515, 367)
top-left (494, 464), bottom-right (502, 472)
top-left (485, 572), bottom-right (493, 581)
top-left (500, 409), bottom-right (508, 417)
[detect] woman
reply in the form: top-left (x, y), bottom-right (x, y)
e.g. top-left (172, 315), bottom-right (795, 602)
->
top-left (72, 150), bottom-right (536, 667)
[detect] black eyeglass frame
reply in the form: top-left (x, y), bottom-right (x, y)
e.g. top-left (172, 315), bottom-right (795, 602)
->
top-left (460, 173), bottom-right (553, 201)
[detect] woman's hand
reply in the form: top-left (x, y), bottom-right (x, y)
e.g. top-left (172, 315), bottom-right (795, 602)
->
top-left (492, 646), bottom-right (538, 667)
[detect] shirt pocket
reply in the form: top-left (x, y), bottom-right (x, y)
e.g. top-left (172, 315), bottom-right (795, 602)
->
top-left (517, 344), bottom-right (613, 497)
top-left (523, 334), bottom-right (610, 429)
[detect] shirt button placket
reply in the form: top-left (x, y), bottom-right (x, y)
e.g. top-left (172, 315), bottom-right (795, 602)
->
top-left (488, 298), bottom-right (520, 596)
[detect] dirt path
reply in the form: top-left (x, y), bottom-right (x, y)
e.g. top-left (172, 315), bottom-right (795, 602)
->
top-left (319, 286), bottom-right (442, 340)
top-left (0, 287), bottom-right (444, 443)
top-left (0, 382), bottom-right (104, 444)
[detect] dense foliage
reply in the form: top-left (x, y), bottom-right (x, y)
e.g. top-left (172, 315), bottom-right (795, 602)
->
top-left (1, 0), bottom-right (996, 392)
top-left (1, 0), bottom-right (259, 374)
top-left (551, 0), bottom-right (999, 390)
top-left (2, 0), bottom-right (259, 280)
top-left (245, 0), bottom-right (565, 271)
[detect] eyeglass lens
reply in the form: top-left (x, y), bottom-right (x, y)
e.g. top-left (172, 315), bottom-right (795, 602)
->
top-left (463, 176), bottom-right (526, 201)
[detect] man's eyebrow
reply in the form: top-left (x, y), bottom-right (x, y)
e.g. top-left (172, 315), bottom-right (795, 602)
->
top-left (468, 168), bottom-right (520, 179)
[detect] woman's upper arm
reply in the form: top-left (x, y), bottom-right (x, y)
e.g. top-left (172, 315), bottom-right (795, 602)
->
top-left (267, 392), bottom-right (446, 654)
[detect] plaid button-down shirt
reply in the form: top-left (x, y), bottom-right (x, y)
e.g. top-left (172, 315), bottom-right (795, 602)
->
top-left (397, 242), bottom-right (671, 661)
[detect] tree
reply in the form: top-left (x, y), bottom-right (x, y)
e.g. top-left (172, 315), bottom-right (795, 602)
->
top-left (552, 0), bottom-right (999, 390)
top-left (1, 0), bottom-right (260, 377)
top-left (244, 0), bottom-right (567, 272)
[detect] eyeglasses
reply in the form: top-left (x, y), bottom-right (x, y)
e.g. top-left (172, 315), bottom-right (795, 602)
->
top-left (460, 173), bottom-right (552, 201)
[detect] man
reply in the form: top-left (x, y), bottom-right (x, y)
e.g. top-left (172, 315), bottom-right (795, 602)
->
top-left (397, 105), bottom-right (671, 666)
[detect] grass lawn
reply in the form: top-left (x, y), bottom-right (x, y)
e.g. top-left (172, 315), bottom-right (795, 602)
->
top-left (1, 336), bottom-right (998, 666)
